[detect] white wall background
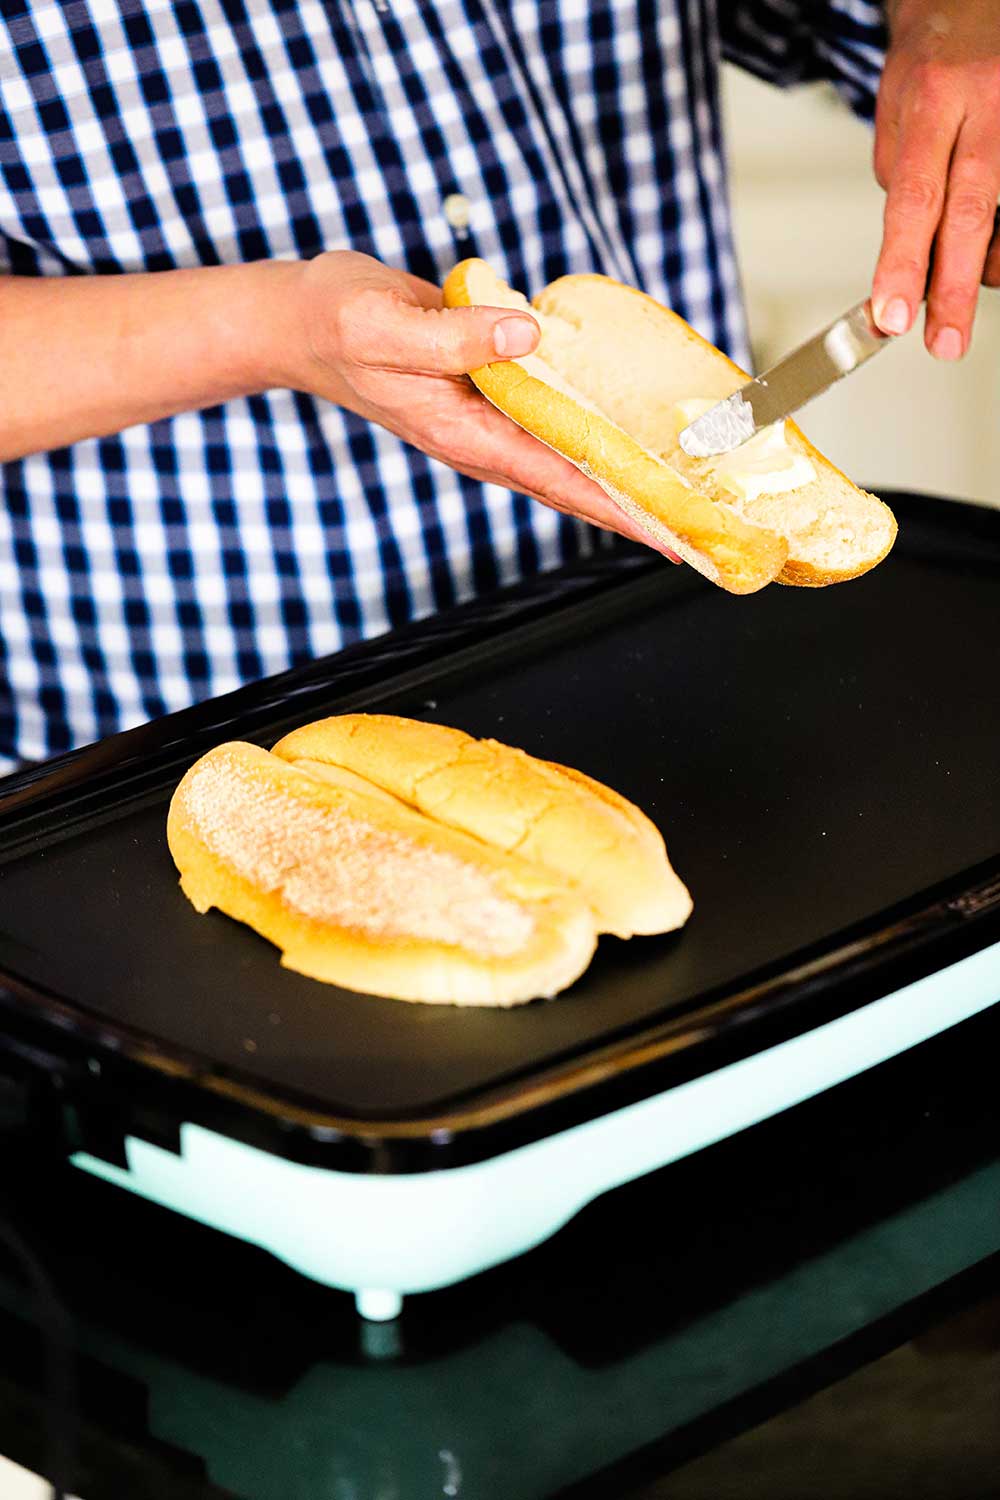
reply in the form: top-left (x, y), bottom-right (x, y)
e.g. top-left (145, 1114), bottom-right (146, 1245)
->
top-left (722, 67), bottom-right (1000, 510)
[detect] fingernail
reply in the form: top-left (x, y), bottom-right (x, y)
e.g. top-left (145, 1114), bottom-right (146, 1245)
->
top-left (875, 296), bottom-right (911, 335)
top-left (494, 316), bottom-right (537, 357)
top-left (931, 326), bottom-right (963, 361)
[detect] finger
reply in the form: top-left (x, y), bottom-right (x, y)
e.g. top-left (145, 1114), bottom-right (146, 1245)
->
top-left (382, 381), bottom-right (683, 560)
top-left (447, 395), bottom-right (682, 555)
top-left (420, 446), bottom-right (679, 554)
top-left (871, 91), bottom-right (963, 336)
top-left (341, 291), bottom-right (540, 376)
top-left (924, 134), bottom-right (1000, 356)
top-left (455, 417), bottom-right (683, 564)
top-left (872, 71), bottom-right (900, 191)
top-left (984, 225), bottom-right (1000, 287)
top-left (469, 476), bottom-right (681, 561)
top-left (512, 482), bottom-right (683, 561)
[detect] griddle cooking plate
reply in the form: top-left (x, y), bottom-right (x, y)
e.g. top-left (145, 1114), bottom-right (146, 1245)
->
top-left (0, 494), bottom-right (998, 1161)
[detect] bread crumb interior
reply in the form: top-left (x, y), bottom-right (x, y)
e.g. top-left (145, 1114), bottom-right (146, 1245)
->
top-left (464, 263), bottom-right (894, 576)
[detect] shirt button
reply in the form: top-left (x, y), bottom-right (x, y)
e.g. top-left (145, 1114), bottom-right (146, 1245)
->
top-left (443, 193), bottom-right (472, 234)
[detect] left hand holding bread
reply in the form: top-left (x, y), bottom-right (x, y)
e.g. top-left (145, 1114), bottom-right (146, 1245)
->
top-left (292, 250), bottom-right (681, 557)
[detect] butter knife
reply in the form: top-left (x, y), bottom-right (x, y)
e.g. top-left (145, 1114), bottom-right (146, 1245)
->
top-left (678, 299), bottom-right (889, 459)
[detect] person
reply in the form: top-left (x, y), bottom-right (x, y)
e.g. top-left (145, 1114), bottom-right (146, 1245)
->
top-left (0, 0), bottom-right (997, 774)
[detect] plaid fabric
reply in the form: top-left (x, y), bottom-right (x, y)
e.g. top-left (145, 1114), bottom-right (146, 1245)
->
top-left (0, 0), bottom-right (886, 769)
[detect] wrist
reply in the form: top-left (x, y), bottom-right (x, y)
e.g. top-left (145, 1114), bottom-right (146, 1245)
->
top-left (222, 257), bottom-right (313, 395)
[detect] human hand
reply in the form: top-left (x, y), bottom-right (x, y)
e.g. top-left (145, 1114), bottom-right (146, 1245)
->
top-left (286, 251), bottom-right (680, 558)
top-left (871, 0), bottom-right (1000, 357)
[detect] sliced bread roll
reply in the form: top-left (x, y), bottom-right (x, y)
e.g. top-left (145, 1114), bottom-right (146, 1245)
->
top-left (168, 717), bottom-right (693, 1006)
top-left (443, 259), bottom-right (897, 594)
top-left (272, 714), bottom-right (692, 938)
top-left (167, 741), bottom-right (598, 1007)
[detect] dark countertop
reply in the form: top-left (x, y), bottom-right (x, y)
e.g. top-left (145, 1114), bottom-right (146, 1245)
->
top-left (0, 1001), bottom-right (998, 1500)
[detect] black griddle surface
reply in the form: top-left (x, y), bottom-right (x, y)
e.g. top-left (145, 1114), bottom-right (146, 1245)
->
top-left (0, 494), bottom-right (998, 1125)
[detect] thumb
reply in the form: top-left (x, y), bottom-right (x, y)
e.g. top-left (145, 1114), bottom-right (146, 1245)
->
top-left (375, 299), bottom-right (540, 374)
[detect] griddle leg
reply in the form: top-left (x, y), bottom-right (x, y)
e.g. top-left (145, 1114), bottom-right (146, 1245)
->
top-left (356, 1287), bottom-right (403, 1321)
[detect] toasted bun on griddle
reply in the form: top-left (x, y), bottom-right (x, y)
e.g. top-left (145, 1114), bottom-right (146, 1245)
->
top-left (167, 741), bottom-right (597, 1007)
top-left (167, 718), bottom-right (692, 1007)
top-left (443, 260), bottom-right (897, 594)
top-left (272, 714), bottom-right (692, 939)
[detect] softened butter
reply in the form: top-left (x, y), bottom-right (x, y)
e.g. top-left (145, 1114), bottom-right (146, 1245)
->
top-left (673, 398), bottom-right (816, 503)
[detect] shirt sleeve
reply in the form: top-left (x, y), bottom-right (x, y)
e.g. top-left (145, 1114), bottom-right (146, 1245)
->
top-left (720, 1), bottom-right (888, 121)
top-left (0, 230), bottom-right (44, 276)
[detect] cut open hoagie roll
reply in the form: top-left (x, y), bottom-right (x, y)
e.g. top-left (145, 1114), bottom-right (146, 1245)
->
top-left (272, 714), bottom-right (691, 940)
top-left (443, 260), bottom-right (897, 595)
top-left (168, 716), bottom-right (693, 1007)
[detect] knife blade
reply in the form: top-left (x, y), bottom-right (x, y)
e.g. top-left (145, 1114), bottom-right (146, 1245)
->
top-left (678, 299), bottom-right (889, 459)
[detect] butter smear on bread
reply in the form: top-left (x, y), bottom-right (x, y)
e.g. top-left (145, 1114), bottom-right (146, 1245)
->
top-left (443, 259), bottom-right (897, 595)
top-left (670, 399), bottom-right (817, 505)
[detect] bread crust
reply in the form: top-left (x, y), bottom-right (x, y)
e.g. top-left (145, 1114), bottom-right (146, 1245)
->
top-left (167, 741), bottom-right (598, 1007)
top-left (444, 262), bottom-right (788, 595)
top-left (168, 713), bottom-right (694, 1004)
top-left (774, 541), bottom-right (897, 588)
top-left (444, 260), bottom-right (897, 591)
top-left (272, 715), bottom-right (693, 938)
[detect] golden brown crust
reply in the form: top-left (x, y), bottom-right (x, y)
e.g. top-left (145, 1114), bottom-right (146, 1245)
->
top-left (272, 714), bottom-right (693, 938)
top-left (443, 261), bottom-right (788, 595)
top-left (772, 487), bottom-right (898, 587)
top-left (445, 260), bottom-right (897, 592)
top-left (167, 741), bottom-right (598, 1007)
top-left (537, 273), bottom-right (898, 588)
top-left (275, 714), bottom-right (471, 804)
top-left (538, 757), bottom-right (663, 850)
top-left (775, 528), bottom-right (897, 587)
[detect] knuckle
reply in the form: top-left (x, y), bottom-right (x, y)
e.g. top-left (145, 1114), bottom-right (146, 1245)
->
top-left (425, 311), bottom-right (466, 369)
top-left (889, 172), bottom-right (945, 221)
top-left (332, 288), bottom-right (383, 364)
top-left (945, 187), bottom-right (998, 234)
top-left (911, 59), bottom-right (950, 103)
top-left (930, 279), bottom-right (978, 311)
top-left (927, 287), bottom-right (978, 330)
top-left (878, 254), bottom-right (927, 288)
top-left (411, 308), bottom-right (479, 374)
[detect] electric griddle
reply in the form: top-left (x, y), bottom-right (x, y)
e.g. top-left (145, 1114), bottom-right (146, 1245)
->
top-left (0, 491), bottom-right (998, 1321)
top-left (3, 1010), bottom-right (1000, 1498)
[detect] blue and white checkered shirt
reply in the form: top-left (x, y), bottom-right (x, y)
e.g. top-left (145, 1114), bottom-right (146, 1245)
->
top-left (0, 0), bottom-right (885, 770)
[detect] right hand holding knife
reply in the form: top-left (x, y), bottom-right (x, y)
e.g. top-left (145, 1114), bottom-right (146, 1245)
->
top-left (871, 0), bottom-right (1000, 358)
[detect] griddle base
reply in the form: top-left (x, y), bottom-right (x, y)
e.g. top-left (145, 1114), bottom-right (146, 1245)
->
top-left (73, 940), bottom-right (1000, 1317)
